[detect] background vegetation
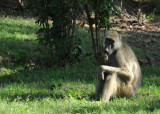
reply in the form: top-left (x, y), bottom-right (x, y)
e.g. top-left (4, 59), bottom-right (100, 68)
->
top-left (0, 0), bottom-right (160, 113)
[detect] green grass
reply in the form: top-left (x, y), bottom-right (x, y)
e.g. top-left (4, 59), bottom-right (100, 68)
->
top-left (0, 17), bottom-right (39, 61)
top-left (147, 13), bottom-right (160, 22)
top-left (131, 45), bottom-right (152, 59)
top-left (0, 17), bottom-right (160, 113)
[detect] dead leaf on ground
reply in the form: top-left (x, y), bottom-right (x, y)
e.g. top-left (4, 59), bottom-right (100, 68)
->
top-left (141, 93), bottom-right (156, 99)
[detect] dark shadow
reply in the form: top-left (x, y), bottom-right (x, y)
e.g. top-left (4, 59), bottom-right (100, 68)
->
top-left (0, 7), bottom-right (34, 19)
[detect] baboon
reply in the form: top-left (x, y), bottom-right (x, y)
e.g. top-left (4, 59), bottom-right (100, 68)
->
top-left (95, 31), bottom-right (141, 102)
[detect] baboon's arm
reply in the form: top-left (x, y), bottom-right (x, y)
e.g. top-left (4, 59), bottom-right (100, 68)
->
top-left (100, 65), bottom-right (133, 82)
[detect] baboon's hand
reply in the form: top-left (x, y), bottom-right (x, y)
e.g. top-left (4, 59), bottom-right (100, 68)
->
top-left (98, 66), bottom-right (105, 80)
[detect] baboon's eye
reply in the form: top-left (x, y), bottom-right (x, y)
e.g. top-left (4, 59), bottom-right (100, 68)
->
top-left (105, 39), bottom-right (114, 46)
top-left (103, 39), bottom-right (114, 54)
top-left (105, 39), bottom-right (114, 49)
top-left (104, 48), bottom-right (108, 53)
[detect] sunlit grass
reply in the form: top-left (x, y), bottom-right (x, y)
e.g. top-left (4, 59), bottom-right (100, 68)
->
top-left (147, 13), bottom-right (160, 22)
top-left (0, 17), bottom-right (160, 113)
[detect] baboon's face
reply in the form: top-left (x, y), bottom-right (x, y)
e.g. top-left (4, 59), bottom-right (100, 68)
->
top-left (104, 38), bottom-right (114, 56)
top-left (102, 38), bottom-right (114, 62)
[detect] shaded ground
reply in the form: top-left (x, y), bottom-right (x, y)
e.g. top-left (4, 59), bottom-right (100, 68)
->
top-left (111, 19), bottom-right (160, 66)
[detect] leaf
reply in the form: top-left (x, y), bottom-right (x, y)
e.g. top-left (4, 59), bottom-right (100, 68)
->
top-left (78, 21), bottom-right (85, 28)
top-left (135, 102), bottom-right (139, 106)
top-left (142, 93), bottom-right (150, 98)
top-left (109, 10), bottom-right (112, 15)
top-left (77, 94), bottom-right (82, 99)
top-left (147, 27), bottom-right (151, 31)
top-left (104, 17), bottom-right (108, 22)
top-left (89, 36), bottom-right (92, 40)
top-left (37, 33), bottom-right (43, 37)
top-left (113, 5), bottom-right (121, 14)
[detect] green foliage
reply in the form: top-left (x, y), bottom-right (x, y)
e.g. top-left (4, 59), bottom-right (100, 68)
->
top-left (147, 14), bottom-right (160, 22)
top-left (32, 0), bottom-right (121, 66)
top-left (150, 0), bottom-right (160, 10)
top-left (85, 0), bottom-right (114, 28)
top-left (32, 0), bottom-right (82, 66)
top-left (78, 0), bottom-right (121, 59)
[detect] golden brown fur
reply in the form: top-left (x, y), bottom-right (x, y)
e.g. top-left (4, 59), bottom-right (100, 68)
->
top-left (96, 31), bottom-right (141, 102)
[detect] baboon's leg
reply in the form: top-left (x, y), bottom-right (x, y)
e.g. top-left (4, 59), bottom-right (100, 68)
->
top-left (102, 73), bottom-right (117, 102)
top-left (95, 79), bottom-right (105, 100)
top-left (121, 84), bottom-right (136, 98)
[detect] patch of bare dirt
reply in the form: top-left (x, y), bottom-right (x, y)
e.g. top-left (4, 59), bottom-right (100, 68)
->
top-left (111, 18), bottom-right (160, 66)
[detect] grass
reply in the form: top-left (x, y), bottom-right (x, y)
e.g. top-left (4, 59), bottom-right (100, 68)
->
top-left (131, 45), bottom-right (152, 59)
top-left (0, 17), bottom-right (160, 113)
top-left (147, 13), bottom-right (160, 22)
